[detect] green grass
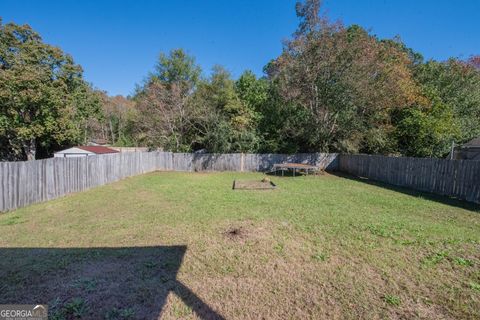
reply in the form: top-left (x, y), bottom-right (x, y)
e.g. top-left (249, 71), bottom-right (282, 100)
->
top-left (383, 294), bottom-right (401, 306)
top-left (0, 171), bottom-right (479, 319)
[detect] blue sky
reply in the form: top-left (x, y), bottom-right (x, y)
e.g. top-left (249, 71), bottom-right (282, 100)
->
top-left (1, 0), bottom-right (479, 96)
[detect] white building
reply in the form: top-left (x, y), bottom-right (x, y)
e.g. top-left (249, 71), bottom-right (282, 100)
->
top-left (53, 146), bottom-right (119, 158)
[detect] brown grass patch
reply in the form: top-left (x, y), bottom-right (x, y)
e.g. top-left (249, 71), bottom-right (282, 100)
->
top-left (224, 226), bottom-right (247, 241)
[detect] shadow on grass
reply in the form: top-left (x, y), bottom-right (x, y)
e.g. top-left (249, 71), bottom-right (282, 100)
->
top-left (0, 246), bottom-right (224, 320)
top-left (332, 171), bottom-right (480, 212)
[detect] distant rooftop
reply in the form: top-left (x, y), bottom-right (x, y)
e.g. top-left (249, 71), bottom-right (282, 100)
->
top-left (463, 137), bottom-right (480, 147)
top-left (89, 138), bottom-right (109, 146)
top-left (77, 146), bottom-right (119, 154)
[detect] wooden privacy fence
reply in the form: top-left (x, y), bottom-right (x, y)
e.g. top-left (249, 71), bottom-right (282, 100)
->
top-left (2, 152), bottom-right (479, 212)
top-left (172, 152), bottom-right (339, 172)
top-left (0, 152), bottom-right (338, 211)
top-left (339, 154), bottom-right (480, 204)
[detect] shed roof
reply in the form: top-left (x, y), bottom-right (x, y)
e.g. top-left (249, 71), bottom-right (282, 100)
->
top-left (77, 146), bottom-right (119, 154)
top-left (463, 137), bottom-right (480, 147)
top-left (89, 138), bottom-right (109, 145)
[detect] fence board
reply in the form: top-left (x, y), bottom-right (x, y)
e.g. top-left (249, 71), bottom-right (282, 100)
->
top-left (2, 151), bottom-right (479, 212)
top-left (0, 151), bottom-right (336, 211)
top-left (339, 154), bottom-right (480, 204)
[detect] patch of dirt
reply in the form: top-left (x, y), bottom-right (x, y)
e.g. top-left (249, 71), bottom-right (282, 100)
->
top-left (220, 220), bottom-right (281, 246)
top-left (224, 226), bottom-right (247, 241)
top-left (232, 180), bottom-right (276, 190)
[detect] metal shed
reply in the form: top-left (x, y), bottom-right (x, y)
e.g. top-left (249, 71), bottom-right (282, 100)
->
top-left (53, 146), bottom-right (119, 158)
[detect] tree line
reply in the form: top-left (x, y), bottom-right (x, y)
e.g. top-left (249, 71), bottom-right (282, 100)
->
top-left (1, 0), bottom-right (479, 161)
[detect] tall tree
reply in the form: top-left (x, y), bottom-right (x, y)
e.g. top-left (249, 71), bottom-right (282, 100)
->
top-left (413, 59), bottom-right (480, 145)
top-left (0, 20), bottom-right (101, 160)
top-left (393, 102), bottom-right (459, 157)
top-left (192, 66), bottom-right (261, 153)
top-left (235, 70), bottom-right (269, 114)
top-left (151, 48), bottom-right (201, 93)
top-left (101, 94), bottom-right (136, 146)
top-left (467, 55), bottom-right (480, 70)
top-left (266, 1), bottom-right (422, 153)
top-left (135, 49), bottom-right (201, 151)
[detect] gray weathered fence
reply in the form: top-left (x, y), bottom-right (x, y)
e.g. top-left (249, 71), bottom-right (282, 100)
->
top-left (172, 152), bottom-right (339, 172)
top-left (0, 152), bottom-right (338, 212)
top-left (339, 154), bottom-right (480, 204)
top-left (2, 152), bottom-right (479, 212)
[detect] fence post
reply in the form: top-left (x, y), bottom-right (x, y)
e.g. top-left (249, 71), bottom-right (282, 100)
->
top-left (6, 152), bottom-right (477, 211)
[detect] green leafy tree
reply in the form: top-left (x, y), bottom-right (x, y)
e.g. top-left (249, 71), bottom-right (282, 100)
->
top-left (87, 93), bottom-right (137, 146)
top-left (235, 70), bottom-right (269, 113)
top-left (414, 59), bottom-right (480, 144)
top-left (0, 20), bottom-right (101, 160)
top-left (192, 66), bottom-right (261, 153)
top-left (266, 1), bottom-right (422, 154)
top-left (394, 102), bottom-right (459, 157)
top-left (135, 49), bottom-right (201, 151)
top-left (72, 85), bottom-right (103, 145)
top-left (151, 48), bottom-right (201, 93)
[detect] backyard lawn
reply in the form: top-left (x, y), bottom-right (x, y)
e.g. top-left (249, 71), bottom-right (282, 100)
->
top-left (0, 171), bottom-right (479, 319)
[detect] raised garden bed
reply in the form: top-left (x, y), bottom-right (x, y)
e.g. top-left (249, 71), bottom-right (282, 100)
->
top-left (232, 179), bottom-right (276, 190)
